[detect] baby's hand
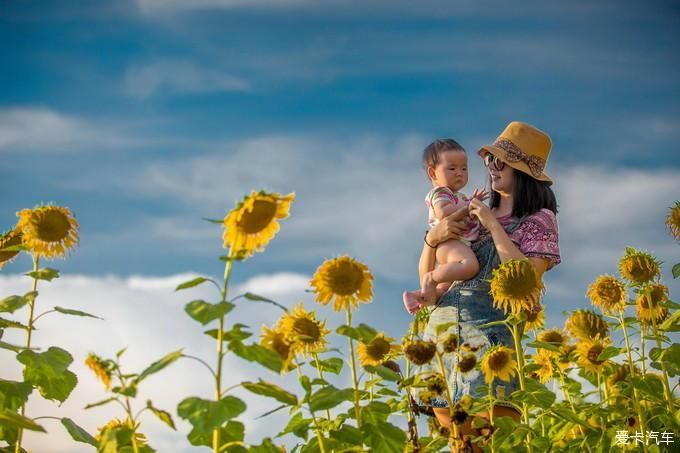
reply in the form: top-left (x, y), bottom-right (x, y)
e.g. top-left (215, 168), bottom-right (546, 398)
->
top-left (471, 188), bottom-right (490, 202)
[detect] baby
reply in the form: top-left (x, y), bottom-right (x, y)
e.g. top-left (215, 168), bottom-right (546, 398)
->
top-left (403, 139), bottom-right (488, 315)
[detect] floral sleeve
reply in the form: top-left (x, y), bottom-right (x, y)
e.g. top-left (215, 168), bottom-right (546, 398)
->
top-left (513, 209), bottom-right (561, 270)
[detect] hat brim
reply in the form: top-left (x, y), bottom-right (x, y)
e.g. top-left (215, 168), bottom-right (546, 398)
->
top-left (478, 145), bottom-right (552, 184)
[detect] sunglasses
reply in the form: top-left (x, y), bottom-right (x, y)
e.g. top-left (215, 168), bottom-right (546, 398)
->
top-left (483, 153), bottom-right (506, 171)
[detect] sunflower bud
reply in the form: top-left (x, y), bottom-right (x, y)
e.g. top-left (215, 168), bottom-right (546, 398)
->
top-left (403, 338), bottom-right (437, 365)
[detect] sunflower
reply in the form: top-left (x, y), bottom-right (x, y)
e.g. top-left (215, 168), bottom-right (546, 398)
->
top-left (95, 418), bottom-right (148, 446)
top-left (16, 205), bottom-right (79, 259)
top-left (85, 353), bottom-right (113, 390)
top-left (440, 333), bottom-right (459, 353)
top-left (530, 349), bottom-right (554, 384)
top-left (0, 229), bottom-right (22, 269)
top-left (260, 324), bottom-right (294, 371)
top-left (635, 283), bottom-right (669, 326)
top-left (425, 373), bottom-right (448, 395)
top-left (403, 338), bottom-right (437, 365)
top-left (279, 304), bottom-right (330, 357)
top-left (310, 256), bottom-right (373, 311)
top-left (564, 309), bottom-right (609, 341)
top-left (457, 353), bottom-right (477, 374)
top-left (489, 259), bottom-right (544, 314)
top-left (618, 248), bottom-right (660, 285)
top-left (523, 303), bottom-right (545, 331)
top-left (222, 190), bottom-right (294, 257)
top-left (665, 201), bottom-right (680, 241)
top-left (357, 332), bottom-right (399, 367)
top-left (575, 335), bottom-right (613, 375)
top-left (587, 275), bottom-right (627, 314)
top-left (480, 345), bottom-right (517, 384)
top-left (556, 344), bottom-right (576, 371)
top-left (537, 328), bottom-right (567, 347)
top-left (606, 363), bottom-right (631, 396)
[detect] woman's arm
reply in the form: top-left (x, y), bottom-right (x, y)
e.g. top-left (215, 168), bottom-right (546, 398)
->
top-left (418, 206), bottom-right (468, 282)
top-left (468, 199), bottom-right (550, 278)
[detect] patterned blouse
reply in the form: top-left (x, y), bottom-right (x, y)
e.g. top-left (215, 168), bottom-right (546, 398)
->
top-left (478, 208), bottom-right (561, 270)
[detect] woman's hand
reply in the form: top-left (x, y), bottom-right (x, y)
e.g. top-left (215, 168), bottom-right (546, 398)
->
top-left (468, 198), bottom-right (498, 230)
top-left (426, 206), bottom-right (467, 246)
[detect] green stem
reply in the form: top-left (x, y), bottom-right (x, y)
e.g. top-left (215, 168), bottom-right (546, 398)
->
top-left (488, 383), bottom-right (496, 453)
top-left (124, 396), bottom-right (140, 453)
top-left (646, 291), bottom-right (675, 414)
top-left (213, 252), bottom-right (234, 453)
top-left (15, 255), bottom-right (40, 453)
top-left (345, 307), bottom-right (362, 427)
top-left (295, 359), bottom-right (326, 453)
top-left (511, 323), bottom-right (534, 453)
top-left (619, 314), bottom-right (648, 439)
top-left (311, 352), bottom-right (331, 420)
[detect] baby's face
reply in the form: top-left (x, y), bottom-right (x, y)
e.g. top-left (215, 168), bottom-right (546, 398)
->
top-left (428, 150), bottom-right (468, 190)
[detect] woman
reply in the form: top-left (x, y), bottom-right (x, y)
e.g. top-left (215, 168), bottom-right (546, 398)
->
top-left (416, 121), bottom-right (561, 451)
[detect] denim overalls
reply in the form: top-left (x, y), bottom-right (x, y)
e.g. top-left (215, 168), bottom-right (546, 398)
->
top-left (414, 218), bottom-right (524, 411)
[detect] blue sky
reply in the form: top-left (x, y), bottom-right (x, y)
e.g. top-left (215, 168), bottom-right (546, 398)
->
top-left (1, 0), bottom-right (680, 450)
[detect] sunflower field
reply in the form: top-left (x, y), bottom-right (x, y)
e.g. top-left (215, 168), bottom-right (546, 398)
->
top-left (1, 195), bottom-right (679, 452)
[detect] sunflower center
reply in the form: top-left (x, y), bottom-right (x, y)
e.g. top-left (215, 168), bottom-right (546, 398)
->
top-left (586, 345), bottom-right (604, 364)
top-left (488, 350), bottom-right (510, 371)
top-left (35, 210), bottom-right (71, 242)
top-left (458, 354), bottom-right (477, 372)
top-left (366, 338), bottom-right (391, 359)
top-left (237, 199), bottom-right (277, 234)
top-left (293, 317), bottom-right (321, 342)
top-left (271, 333), bottom-right (291, 358)
top-left (327, 261), bottom-right (364, 295)
top-left (540, 331), bottom-right (564, 345)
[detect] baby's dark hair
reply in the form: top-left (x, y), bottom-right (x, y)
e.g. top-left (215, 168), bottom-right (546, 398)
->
top-left (422, 139), bottom-right (466, 175)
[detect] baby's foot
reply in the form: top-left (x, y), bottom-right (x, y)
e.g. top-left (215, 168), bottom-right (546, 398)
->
top-left (402, 291), bottom-right (424, 315)
top-left (420, 272), bottom-right (438, 306)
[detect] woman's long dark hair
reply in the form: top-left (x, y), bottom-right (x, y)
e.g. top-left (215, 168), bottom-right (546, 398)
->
top-left (488, 169), bottom-right (558, 218)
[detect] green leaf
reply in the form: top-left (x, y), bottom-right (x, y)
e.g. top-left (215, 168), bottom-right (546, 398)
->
top-left (311, 357), bottom-right (343, 375)
top-left (526, 341), bottom-right (561, 352)
top-left (205, 323), bottom-right (252, 342)
top-left (363, 364), bottom-right (400, 382)
top-left (511, 378), bottom-right (555, 410)
top-left (175, 277), bottom-right (211, 291)
top-left (0, 317), bottom-right (28, 330)
top-left (185, 300), bottom-right (234, 325)
top-left (0, 340), bottom-right (23, 353)
top-left (249, 438), bottom-right (284, 452)
top-left (361, 401), bottom-right (391, 424)
top-left (134, 349), bottom-right (183, 384)
top-left (277, 412), bottom-right (311, 440)
top-left (0, 409), bottom-right (46, 432)
top-left (61, 417), bottom-right (97, 446)
top-left (361, 421), bottom-right (406, 453)
top-left (0, 295), bottom-right (29, 314)
top-left (659, 309), bottom-right (680, 331)
top-left (329, 424), bottom-right (363, 445)
top-left (228, 341), bottom-right (283, 373)
top-left (84, 397), bottom-right (118, 410)
top-left (336, 324), bottom-right (360, 341)
top-left (54, 306), bottom-right (102, 319)
top-left (242, 380), bottom-right (297, 406)
top-left (597, 346), bottom-right (621, 361)
top-left (25, 268), bottom-right (60, 281)
top-left (336, 323), bottom-right (378, 343)
top-left (550, 407), bottom-right (590, 428)
top-left (435, 321), bottom-right (457, 335)
top-left (17, 346), bottom-right (77, 402)
top-left (309, 386), bottom-right (354, 412)
top-left (177, 396), bottom-right (246, 445)
top-left (0, 379), bottom-right (33, 443)
top-left (243, 292), bottom-right (276, 304)
top-left (672, 262), bottom-right (680, 279)
top-left (299, 375), bottom-right (311, 393)
top-left (146, 400), bottom-right (176, 430)
top-left (186, 420), bottom-right (244, 448)
top-left (111, 384), bottom-right (138, 398)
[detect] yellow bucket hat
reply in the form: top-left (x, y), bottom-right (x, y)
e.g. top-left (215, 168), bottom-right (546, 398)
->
top-left (478, 121), bottom-right (553, 184)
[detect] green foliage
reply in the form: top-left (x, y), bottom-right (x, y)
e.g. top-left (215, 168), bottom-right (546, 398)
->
top-left (185, 300), bottom-right (234, 325)
top-left (242, 380), bottom-right (298, 406)
top-left (53, 306), bottom-right (102, 319)
top-left (61, 417), bottom-right (97, 446)
top-left (177, 396), bottom-right (247, 446)
top-left (16, 346), bottom-right (77, 402)
top-left (228, 340), bottom-right (284, 373)
top-left (25, 268), bottom-right (59, 281)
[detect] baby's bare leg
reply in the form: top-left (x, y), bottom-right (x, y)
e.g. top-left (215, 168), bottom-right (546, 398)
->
top-left (421, 240), bottom-right (479, 304)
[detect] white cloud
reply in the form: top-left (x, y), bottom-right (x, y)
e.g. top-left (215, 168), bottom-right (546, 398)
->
top-left (0, 271), bottom-right (318, 452)
top-left (0, 108), bottom-right (148, 152)
top-left (124, 60), bottom-right (250, 98)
